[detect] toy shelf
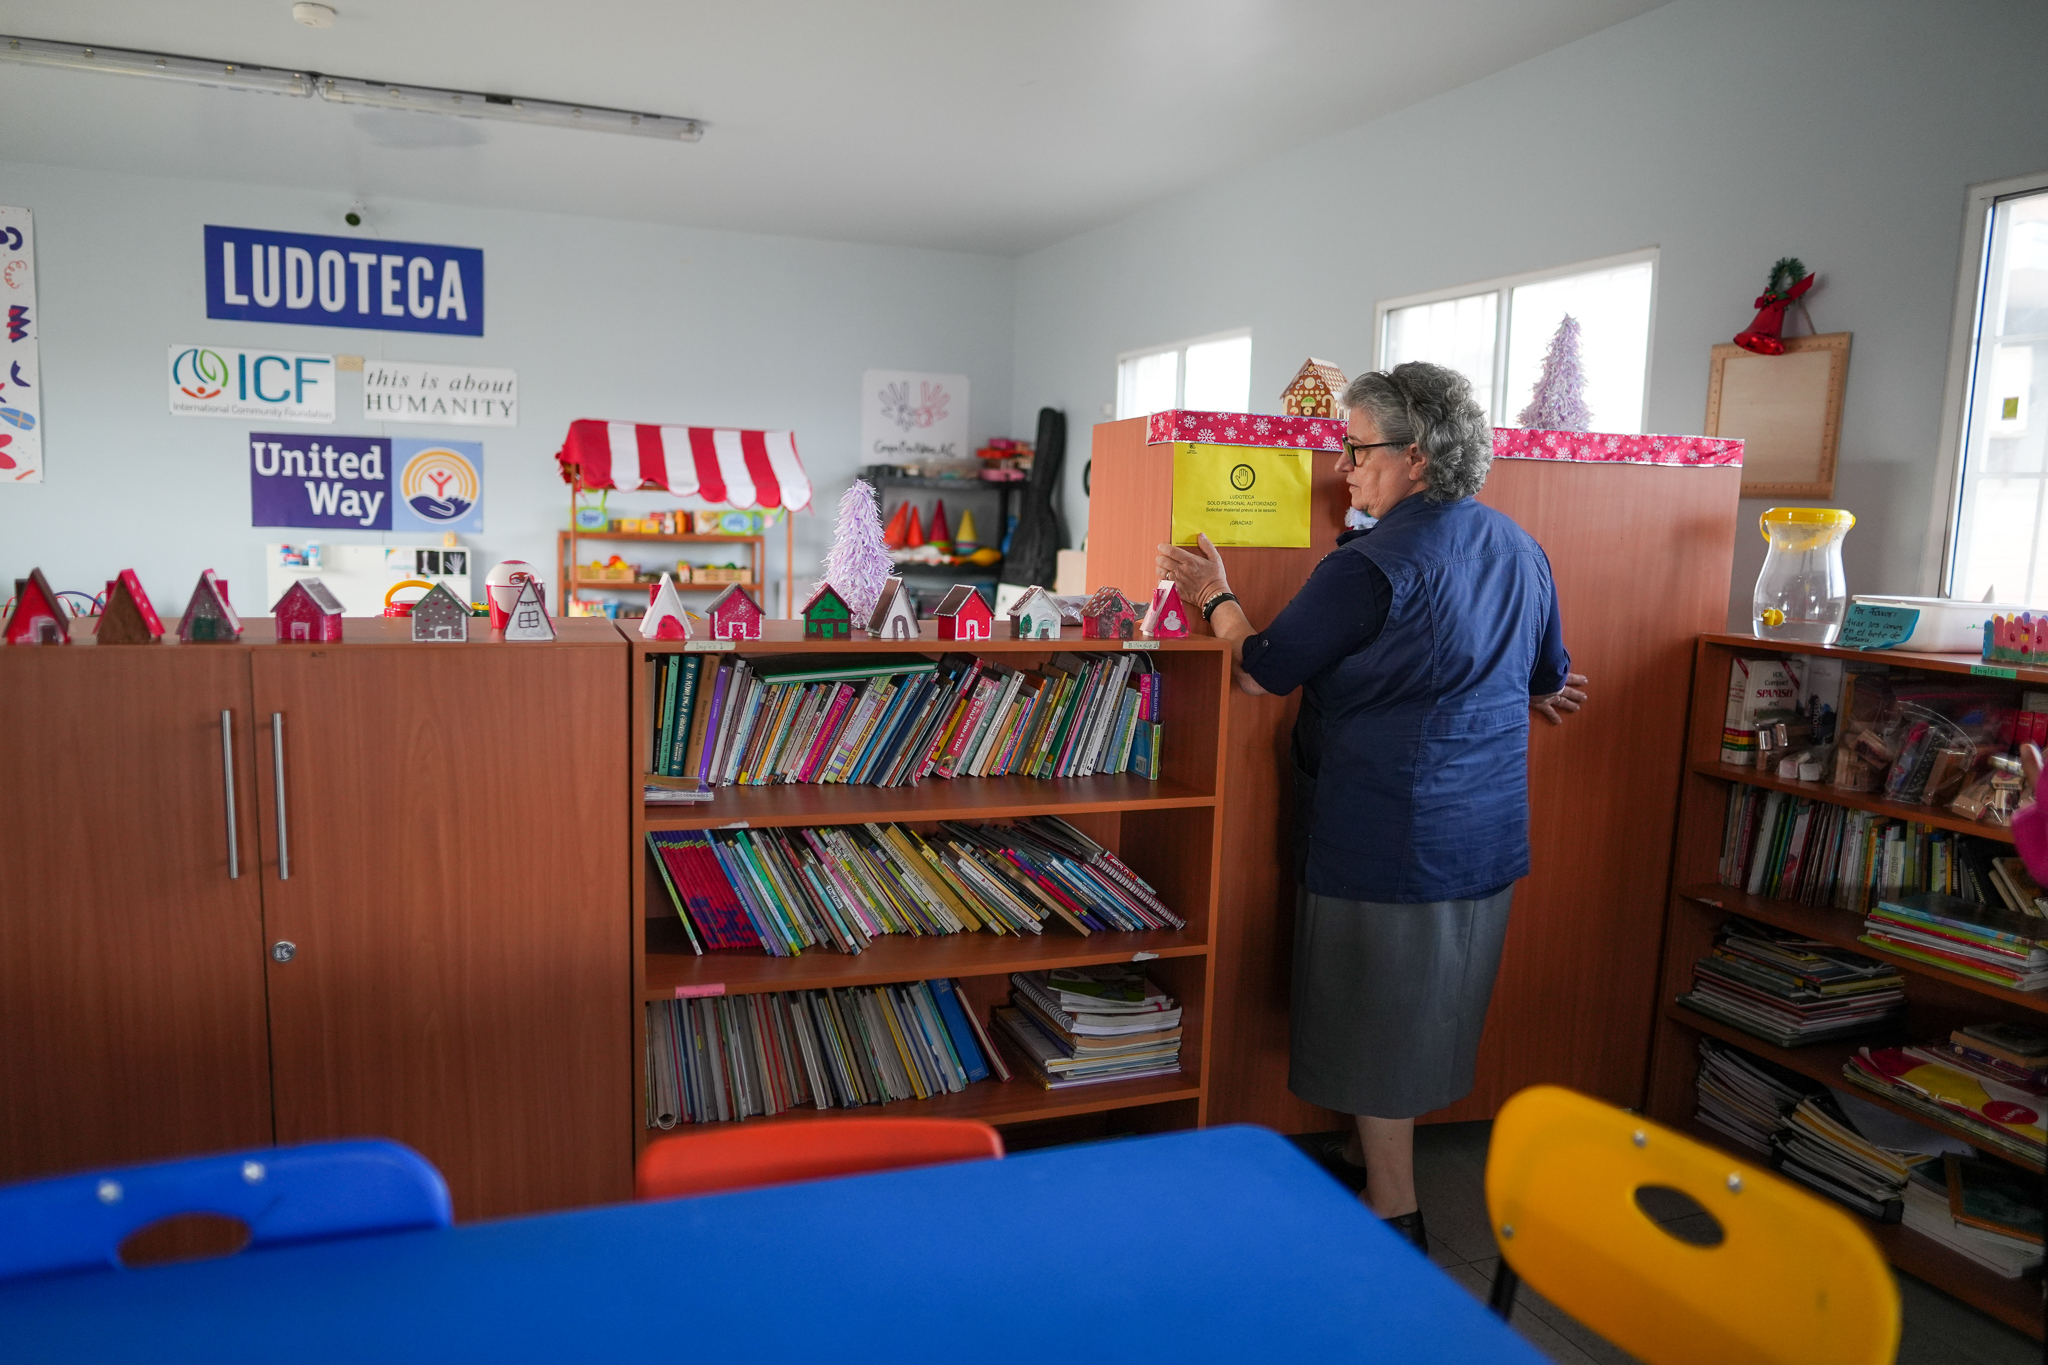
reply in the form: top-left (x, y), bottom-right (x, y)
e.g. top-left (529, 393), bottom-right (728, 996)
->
top-left (1646, 633), bottom-right (2048, 1340)
top-left (559, 529), bottom-right (771, 617)
top-left (577, 577), bottom-right (758, 592)
top-left (625, 622), bottom-right (1230, 1148)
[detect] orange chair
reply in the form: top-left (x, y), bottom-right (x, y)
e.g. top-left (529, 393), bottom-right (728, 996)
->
top-left (636, 1117), bottom-right (1003, 1201)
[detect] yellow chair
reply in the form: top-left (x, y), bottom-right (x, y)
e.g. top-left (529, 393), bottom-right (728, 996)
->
top-left (1484, 1085), bottom-right (1900, 1365)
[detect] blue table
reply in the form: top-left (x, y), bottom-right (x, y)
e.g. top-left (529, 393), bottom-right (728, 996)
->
top-left (0, 1126), bottom-right (1544, 1363)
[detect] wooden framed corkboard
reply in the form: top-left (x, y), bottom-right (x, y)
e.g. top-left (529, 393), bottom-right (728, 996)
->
top-left (1704, 332), bottom-right (1850, 498)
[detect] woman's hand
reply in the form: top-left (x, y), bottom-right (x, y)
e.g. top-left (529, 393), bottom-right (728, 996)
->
top-left (1531, 673), bottom-right (1589, 726)
top-left (1156, 533), bottom-right (1231, 614)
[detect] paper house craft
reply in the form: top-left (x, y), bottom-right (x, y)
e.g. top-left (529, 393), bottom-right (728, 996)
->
top-left (639, 574), bottom-right (694, 641)
top-left (410, 582), bottom-right (471, 642)
top-left (802, 584), bottom-right (853, 641)
top-left (273, 578), bottom-right (346, 643)
top-left (1140, 580), bottom-right (1191, 640)
top-left (4, 567), bottom-right (69, 645)
top-left (96, 569), bottom-right (164, 645)
top-left (867, 577), bottom-right (919, 640)
top-left (933, 584), bottom-right (993, 642)
top-left (178, 570), bottom-right (242, 643)
top-left (1081, 586), bottom-right (1141, 640)
top-left (1007, 585), bottom-right (1061, 640)
top-left (501, 577), bottom-right (555, 642)
top-left (707, 584), bottom-right (765, 641)
top-left (1281, 357), bottom-right (1349, 418)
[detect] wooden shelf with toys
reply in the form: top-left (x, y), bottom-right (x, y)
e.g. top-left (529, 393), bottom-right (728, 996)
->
top-left (1646, 632), bottom-right (2048, 1340)
top-left (558, 527), bottom-right (768, 618)
top-left (623, 559), bottom-right (1225, 1146)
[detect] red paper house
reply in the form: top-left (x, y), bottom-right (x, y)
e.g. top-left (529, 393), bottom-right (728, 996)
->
top-left (707, 583), bottom-right (765, 640)
top-left (1081, 586), bottom-right (1141, 640)
top-left (639, 574), bottom-right (693, 641)
top-left (4, 567), bottom-right (69, 645)
top-left (933, 585), bottom-right (993, 641)
top-left (96, 569), bottom-right (165, 644)
top-left (802, 584), bottom-right (853, 641)
top-left (1140, 580), bottom-right (1191, 640)
top-left (178, 570), bottom-right (242, 643)
top-left (273, 578), bottom-right (346, 643)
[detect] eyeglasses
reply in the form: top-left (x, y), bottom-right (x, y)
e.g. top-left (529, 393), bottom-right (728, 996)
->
top-left (1339, 438), bottom-right (1406, 467)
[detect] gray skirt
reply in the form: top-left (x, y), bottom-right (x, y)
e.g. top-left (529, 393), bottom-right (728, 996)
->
top-left (1288, 884), bottom-right (1514, 1119)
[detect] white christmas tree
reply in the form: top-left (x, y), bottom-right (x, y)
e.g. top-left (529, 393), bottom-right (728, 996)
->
top-left (814, 479), bottom-right (893, 621)
top-left (1516, 314), bottom-right (1592, 431)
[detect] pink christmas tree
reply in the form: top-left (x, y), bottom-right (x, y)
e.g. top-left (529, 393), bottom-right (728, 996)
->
top-left (1516, 314), bottom-right (1592, 431)
top-left (814, 479), bottom-right (893, 621)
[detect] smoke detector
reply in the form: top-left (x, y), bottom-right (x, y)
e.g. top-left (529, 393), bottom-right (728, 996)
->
top-left (293, 4), bottom-right (337, 28)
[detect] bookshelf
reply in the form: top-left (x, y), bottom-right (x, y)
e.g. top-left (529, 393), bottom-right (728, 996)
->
top-left (626, 620), bottom-right (1229, 1148)
top-left (1646, 632), bottom-right (2048, 1339)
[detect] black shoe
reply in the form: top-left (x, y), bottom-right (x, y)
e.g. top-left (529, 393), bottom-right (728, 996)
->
top-left (1302, 1133), bottom-right (1371, 1194)
top-left (1385, 1209), bottom-right (1428, 1253)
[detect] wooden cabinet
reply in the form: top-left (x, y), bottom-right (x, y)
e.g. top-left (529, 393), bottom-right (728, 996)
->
top-left (0, 644), bottom-right (273, 1183)
top-left (1, 618), bottom-right (630, 1220)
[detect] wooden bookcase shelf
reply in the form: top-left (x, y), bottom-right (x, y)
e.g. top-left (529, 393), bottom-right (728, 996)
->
top-left (625, 621), bottom-right (1231, 1147)
top-left (1648, 634), bottom-right (2048, 1339)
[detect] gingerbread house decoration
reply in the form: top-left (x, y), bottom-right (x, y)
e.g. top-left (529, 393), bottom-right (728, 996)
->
top-left (4, 567), bottom-right (69, 645)
top-left (501, 577), bottom-right (555, 642)
top-left (273, 578), bottom-right (346, 643)
top-left (933, 585), bottom-right (993, 642)
top-left (410, 582), bottom-right (471, 642)
top-left (639, 574), bottom-right (693, 641)
top-left (867, 577), bottom-right (919, 640)
top-left (1007, 585), bottom-right (1061, 640)
top-left (802, 584), bottom-right (853, 641)
top-left (1140, 581), bottom-right (1191, 640)
top-left (707, 584), bottom-right (765, 641)
top-left (1080, 586), bottom-right (1141, 640)
top-left (96, 569), bottom-right (164, 645)
top-left (1281, 357), bottom-right (1348, 418)
top-left (178, 570), bottom-right (242, 643)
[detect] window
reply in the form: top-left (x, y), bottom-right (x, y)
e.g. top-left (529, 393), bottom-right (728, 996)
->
top-left (1376, 251), bottom-right (1657, 433)
top-left (1116, 331), bottom-right (1251, 419)
top-left (1939, 174), bottom-right (2048, 601)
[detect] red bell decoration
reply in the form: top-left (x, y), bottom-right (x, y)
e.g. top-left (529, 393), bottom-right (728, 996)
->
top-left (1734, 257), bottom-right (1817, 356)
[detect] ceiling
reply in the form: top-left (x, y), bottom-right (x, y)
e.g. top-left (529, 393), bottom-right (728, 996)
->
top-left (0, 1), bottom-right (1667, 256)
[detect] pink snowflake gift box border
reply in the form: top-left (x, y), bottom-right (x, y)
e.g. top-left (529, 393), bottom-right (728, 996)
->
top-left (1144, 410), bottom-right (1346, 451)
top-left (1494, 429), bottom-right (1743, 467)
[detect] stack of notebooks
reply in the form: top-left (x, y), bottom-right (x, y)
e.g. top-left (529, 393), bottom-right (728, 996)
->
top-left (647, 651), bottom-right (1164, 790)
top-left (1769, 1093), bottom-right (1920, 1221)
top-left (992, 967), bottom-right (1183, 1090)
top-left (643, 976), bottom-right (1010, 1128)
top-left (1676, 918), bottom-right (1905, 1046)
top-left (1941, 1021), bottom-right (2048, 1095)
top-left (1844, 1042), bottom-right (2048, 1168)
top-left (1694, 1038), bottom-right (1817, 1154)
top-left (1717, 786), bottom-right (2013, 913)
top-left (1860, 892), bottom-right (2048, 989)
top-left (646, 816), bottom-right (1183, 956)
top-left (1901, 1153), bottom-right (2045, 1279)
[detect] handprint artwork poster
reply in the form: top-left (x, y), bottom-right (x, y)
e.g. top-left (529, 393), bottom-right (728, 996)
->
top-left (861, 369), bottom-right (969, 464)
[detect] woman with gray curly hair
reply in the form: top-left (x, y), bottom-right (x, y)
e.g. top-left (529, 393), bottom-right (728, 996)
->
top-left (1156, 361), bottom-right (1586, 1249)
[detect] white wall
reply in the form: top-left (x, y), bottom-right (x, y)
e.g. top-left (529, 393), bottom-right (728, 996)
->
top-left (0, 160), bottom-right (1014, 616)
top-left (1011, 0), bottom-right (2048, 627)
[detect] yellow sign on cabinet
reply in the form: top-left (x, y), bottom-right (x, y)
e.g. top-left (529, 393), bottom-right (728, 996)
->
top-left (1169, 441), bottom-right (1312, 547)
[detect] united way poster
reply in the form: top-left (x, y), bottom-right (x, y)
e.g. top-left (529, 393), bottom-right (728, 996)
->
top-left (0, 206), bottom-right (40, 484)
top-left (390, 439), bottom-right (484, 533)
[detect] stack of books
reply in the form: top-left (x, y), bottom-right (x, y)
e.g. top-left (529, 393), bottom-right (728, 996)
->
top-left (992, 967), bottom-right (1183, 1090)
top-left (1718, 786), bottom-right (2008, 912)
top-left (1844, 1044), bottom-right (2048, 1168)
top-left (643, 976), bottom-right (1009, 1128)
top-left (646, 817), bottom-right (1183, 956)
top-left (1943, 1022), bottom-right (2048, 1095)
top-left (1860, 892), bottom-right (2048, 989)
top-left (1902, 1153), bottom-right (2044, 1279)
top-left (647, 651), bottom-right (1165, 790)
top-left (1676, 918), bottom-right (1904, 1046)
top-left (1694, 1038), bottom-right (1816, 1154)
top-left (1770, 1093), bottom-right (1919, 1221)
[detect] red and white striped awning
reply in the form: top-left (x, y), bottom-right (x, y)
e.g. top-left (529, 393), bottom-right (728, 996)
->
top-left (556, 419), bottom-right (813, 511)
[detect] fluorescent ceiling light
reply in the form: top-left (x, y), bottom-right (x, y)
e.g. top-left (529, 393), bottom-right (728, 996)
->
top-left (0, 35), bottom-right (705, 142)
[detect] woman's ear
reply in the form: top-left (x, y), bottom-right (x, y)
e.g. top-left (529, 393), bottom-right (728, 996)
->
top-left (1405, 446), bottom-right (1428, 484)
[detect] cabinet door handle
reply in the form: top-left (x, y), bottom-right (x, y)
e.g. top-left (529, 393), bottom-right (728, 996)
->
top-left (271, 712), bottom-right (291, 881)
top-left (220, 709), bottom-right (240, 880)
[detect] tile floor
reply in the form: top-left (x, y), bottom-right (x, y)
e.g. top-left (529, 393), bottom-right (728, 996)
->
top-left (1293, 1122), bottom-right (2042, 1365)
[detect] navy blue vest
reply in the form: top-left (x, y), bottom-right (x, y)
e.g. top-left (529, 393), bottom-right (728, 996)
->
top-left (1299, 494), bottom-right (1555, 903)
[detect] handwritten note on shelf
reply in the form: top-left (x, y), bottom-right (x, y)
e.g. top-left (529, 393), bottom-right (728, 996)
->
top-left (1834, 604), bottom-right (1920, 651)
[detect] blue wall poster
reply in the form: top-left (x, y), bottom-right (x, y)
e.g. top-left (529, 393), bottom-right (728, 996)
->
top-left (251, 432), bottom-right (392, 529)
top-left (390, 438), bottom-right (484, 533)
top-left (205, 225), bottom-right (484, 336)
